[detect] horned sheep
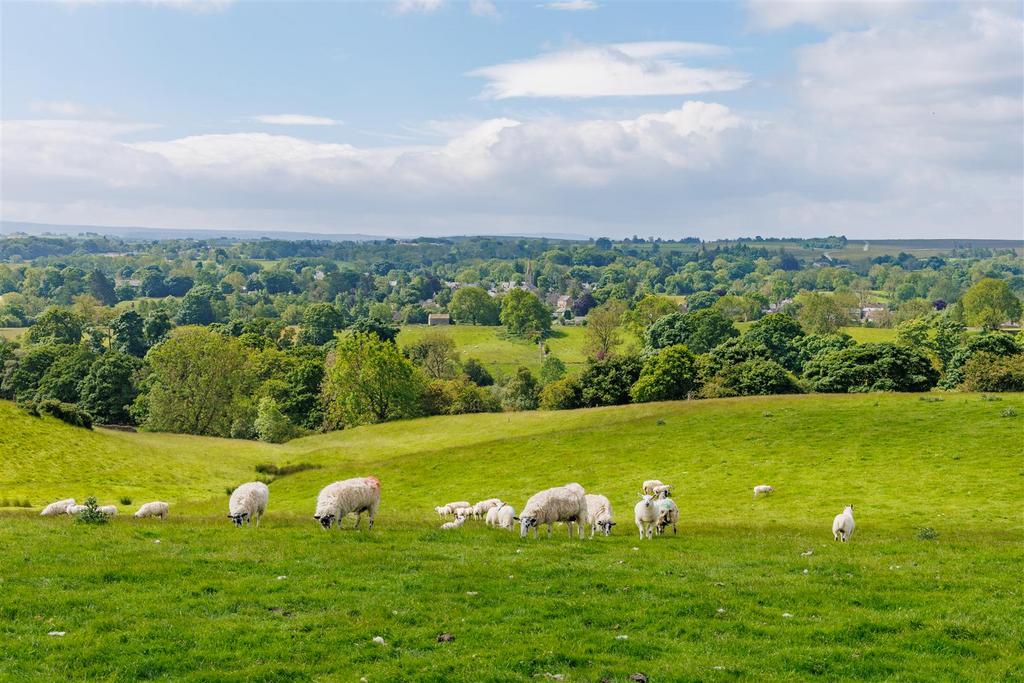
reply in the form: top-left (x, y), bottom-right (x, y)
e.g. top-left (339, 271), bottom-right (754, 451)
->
top-left (314, 477), bottom-right (381, 530)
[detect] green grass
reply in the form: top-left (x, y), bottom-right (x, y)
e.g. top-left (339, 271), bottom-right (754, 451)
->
top-left (1, 394), bottom-right (1022, 681)
top-left (398, 324), bottom-right (588, 377)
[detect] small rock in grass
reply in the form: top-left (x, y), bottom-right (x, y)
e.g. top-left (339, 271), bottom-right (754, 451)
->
top-left (437, 632), bottom-right (455, 642)
top-left (153, 540), bottom-right (161, 544)
top-left (508, 575), bottom-right (514, 579)
top-left (631, 547), bottom-right (639, 551)
top-left (47, 631), bottom-right (65, 637)
top-left (717, 608), bottom-right (726, 614)
top-left (276, 576), bottom-right (287, 581)
top-left (372, 636), bottom-right (385, 645)
top-left (782, 613), bottom-right (793, 618)
top-left (615, 635), bottom-right (629, 640)
top-left (466, 591), bottom-right (478, 596)
top-left (629, 674), bottom-right (648, 683)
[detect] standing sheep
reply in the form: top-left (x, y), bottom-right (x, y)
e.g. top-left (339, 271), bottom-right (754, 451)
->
top-left (584, 494), bottom-right (615, 538)
top-left (472, 498), bottom-right (503, 519)
top-left (66, 504), bottom-right (88, 516)
top-left (485, 504), bottom-right (502, 528)
top-left (642, 480), bottom-right (666, 495)
top-left (228, 481), bottom-right (270, 527)
top-left (516, 486), bottom-right (587, 539)
top-left (40, 498), bottom-right (75, 516)
top-left (133, 502), bottom-right (169, 519)
top-left (634, 494), bottom-right (658, 540)
top-left (314, 476), bottom-right (381, 530)
top-left (753, 485), bottom-right (774, 497)
top-left (98, 505), bottom-right (118, 517)
top-left (832, 505), bottom-right (855, 542)
top-left (434, 505), bottom-right (451, 517)
top-left (654, 496), bottom-right (679, 535)
top-left (444, 501), bottom-right (471, 515)
top-left (496, 503), bottom-right (516, 530)
top-left (652, 484), bottom-right (673, 498)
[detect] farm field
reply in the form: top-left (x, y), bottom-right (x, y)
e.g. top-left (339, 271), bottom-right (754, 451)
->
top-left (1, 393), bottom-right (1022, 681)
top-left (0, 327), bottom-right (25, 341)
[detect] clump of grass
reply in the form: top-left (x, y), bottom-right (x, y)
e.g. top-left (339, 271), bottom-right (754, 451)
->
top-left (980, 394), bottom-right (1002, 402)
top-left (255, 462), bottom-right (323, 477)
top-left (916, 527), bottom-right (939, 541)
top-left (225, 486), bottom-right (236, 496)
top-left (119, 496), bottom-right (132, 506)
top-left (918, 396), bottom-right (943, 402)
top-left (75, 497), bottom-right (109, 525)
top-left (1000, 407), bottom-right (1017, 418)
top-left (0, 498), bottom-right (31, 508)
top-left (655, 419), bottom-right (666, 426)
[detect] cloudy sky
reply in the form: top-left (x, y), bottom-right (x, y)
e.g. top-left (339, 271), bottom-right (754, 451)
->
top-left (1, 0), bottom-right (1022, 239)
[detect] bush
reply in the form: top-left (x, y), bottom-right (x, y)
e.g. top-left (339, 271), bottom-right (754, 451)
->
top-left (254, 396), bottom-right (299, 443)
top-left (958, 352), bottom-right (1024, 392)
top-left (463, 358), bottom-right (494, 387)
top-left (647, 309), bottom-right (738, 353)
top-left (707, 358), bottom-right (802, 397)
top-left (423, 377), bottom-right (501, 415)
top-left (577, 355), bottom-right (643, 407)
top-left (539, 376), bottom-right (582, 410)
top-left (119, 496), bottom-right (132, 506)
top-left (740, 313), bottom-right (805, 372)
top-left (75, 497), bottom-right (109, 525)
top-left (254, 462), bottom-right (322, 480)
top-left (943, 333), bottom-right (1023, 388)
top-left (630, 345), bottom-right (700, 403)
top-left (803, 343), bottom-right (939, 393)
top-left (916, 527), bottom-right (939, 541)
top-left (31, 399), bottom-right (93, 429)
top-left (501, 367), bottom-right (541, 411)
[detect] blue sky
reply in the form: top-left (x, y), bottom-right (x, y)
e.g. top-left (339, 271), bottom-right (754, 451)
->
top-left (1, 0), bottom-right (1022, 239)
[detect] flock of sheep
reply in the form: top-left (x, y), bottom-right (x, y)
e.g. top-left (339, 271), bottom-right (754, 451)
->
top-left (36, 475), bottom-right (858, 542)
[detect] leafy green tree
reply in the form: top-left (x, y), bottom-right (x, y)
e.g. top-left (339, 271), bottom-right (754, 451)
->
top-left (539, 376), bottom-right (582, 410)
top-left (803, 343), bottom-right (939, 393)
top-left (139, 327), bottom-right (253, 436)
top-left (111, 310), bottom-right (147, 357)
top-left (298, 303), bottom-right (346, 346)
top-left (140, 271), bottom-right (169, 298)
top-left (539, 355), bottom-right (566, 384)
top-left (647, 309), bottom-right (737, 354)
top-left (254, 396), bottom-right (299, 443)
top-left (1, 344), bottom-right (64, 402)
top-left (941, 332), bottom-right (1022, 388)
top-left (35, 346), bottom-right (96, 404)
top-left (706, 357), bottom-right (802, 397)
top-left (622, 295), bottom-right (678, 341)
top-left (961, 278), bottom-right (1022, 331)
top-left (143, 311), bottom-right (172, 346)
top-left (958, 352), bottom-right (1024, 392)
top-left (577, 354), bottom-right (643, 407)
top-left (500, 289), bottom-right (551, 339)
top-left (422, 377), bottom-right (500, 416)
top-left (686, 291), bottom-right (719, 311)
top-left (88, 269), bottom-right (117, 306)
top-left (794, 332), bottom-right (855, 370)
top-left (78, 352), bottom-right (141, 424)
top-left (405, 331), bottom-right (460, 379)
top-left (463, 357), bottom-right (494, 387)
top-left (322, 332), bottom-right (423, 428)
top-left (630, 345), bottom-right (700, 403)
top-left (350, 317), bottom-right (399, 344)
top-left (450, 286), bottom-right (500, 325)
top-left (501, 366), bottom-right (540, 411)
top-left (26, 307), bottom-right (84, 346)
top-left (797, 292), bottom-right (852, 334)
top-left (176, 285), bottom-right (217, 326)
top-left (584, 299), bottom-right (626, 360)
top-left (713, 295), bottom-right (761, 322)
top-left (741, 313), bottom-right (805, 372)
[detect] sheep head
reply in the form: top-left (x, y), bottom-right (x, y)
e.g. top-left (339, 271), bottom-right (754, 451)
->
top-left (518, 515), bottom-right (538, 538)
top-left (314, 514), bottom-right (335, 529)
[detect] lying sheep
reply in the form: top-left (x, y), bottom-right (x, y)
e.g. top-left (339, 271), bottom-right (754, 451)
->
top-left (473, 498), bottom-right (503, 519)
top-left (832, 505), bottom-right (855, 542)
top-left (133, 501), bottom-right (169, 519)
top-left (584, 494), bottom-right (615, 538)
top-left (753, 485), bottom-right (774, 497)
top-left (314, 476), bottom-right (381, 530)
top-left (98, 505), bottom-right (117, 517)
top-left (40, 498), bottom-right (75, 516)
top-left (655, 496), bottom-right (679, 535)
top-left (441, 515), bottom-right (467, 530)
top-left (642, 479), bottom-right (665, 495)
top-left (228, 481), bottom-right (269, 527)
top-left (634, 494), bottom-right (658, 540)
top-left (517, 485), bottom-right (587, 539)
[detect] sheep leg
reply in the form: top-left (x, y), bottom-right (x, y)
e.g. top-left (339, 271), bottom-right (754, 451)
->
top-left (355, 511), bottom-right (362, 530)
top-left (368, 508), bottom-right (375, 530)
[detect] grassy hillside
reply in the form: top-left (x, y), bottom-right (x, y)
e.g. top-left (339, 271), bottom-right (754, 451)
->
top-left (1, 394), bottom-right (1021, 681)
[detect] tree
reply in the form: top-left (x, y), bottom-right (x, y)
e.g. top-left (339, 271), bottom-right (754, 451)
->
top-left (78, 352), bottom-right (141, 424)
top-left (713, 295), bottom-right (761, 322)
top-left (35, 346), bottom-right (96, 404)
top-left (961, 278), bottom-right (1022, 331)
top-left (350, 317), bottom-right (399, 344)
top-left (647, 309), bottom-right (738, 354)
top-left (941, 332), bottom-right (1022, 388)
top-left (622, 295), bottom-right (678, 341)
top-left (322, 332), bottom-right (423, 428)
top-left (686, 291), bottom-right (718, 311)
top-left (803, 343), bottom-right (939, 393)
top-left (958, 352), bottom-right (1024, 392)
top-left (463, 358), bottom-right (494, 387)
top-left (572, 291), bottom-right (597, 317)
top-left (139, 327), bottom-right (252, 436)
top-left (584, 299), bottom-right (626, 360)
top-left (144, 311), bottom-right (172, 346)
top-left (797, 292), bottom-right (851, 334)
top-left (26, 307), bottom-right (84, 346)
top-left (539, 376), bottom-right (582, 410)
top-left (577, 354), bottom-right (643, 407)
top-left (741, 313), bottom-right (805, 372)
top-left (1, 344), bottom-right (65, 402)
top-left (165, 275), bottom-right (195, 297)
top-left (88, 269), bottom-right (117, 306)
top-left (254, 397), bottom-right (299, 443)
top-left (501, 366), bottom-right (540, 411)
top-left (794, 333), bottom-right (855, 370)
top-left (449, 286), bottom-right (500, 325)
top-left (630, 345), bottom-right (699, 403)
top-left (111, 310), bottom-right (147, 357)
top-left (140, 271), bottom-right (169, 298)
top-left (298, 303), bottom-right (346, 346)
top-left (405, 331), bottom-right (461, 380)
top-left (539, 355), bottom-right (566, 384)
top-left (176, 285), bottom-right (217, 326)
top-left (706, 358), bottom-right (802, 397)
top-left (500, 289), bottom-right (551, 339)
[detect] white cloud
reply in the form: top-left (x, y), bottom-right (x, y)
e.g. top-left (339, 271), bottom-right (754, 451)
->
top-left (252, 114), bottom-right (343, 126)
top-left (746, 0), bottom-right (917, 30)
top-left (544, 0), bottom-right (598, 10)
top-left (469, 0), bottom-right (499, 18)
top-left (394, 0), bottom-right (444, 14)
top-left (469, 42), bottom-right (748, 98)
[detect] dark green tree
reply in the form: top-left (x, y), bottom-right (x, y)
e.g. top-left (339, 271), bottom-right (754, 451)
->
top-left (78, 352), bottom-right (141, 424)
top-left (26, 307), bottom-right (84, 346)
top-left (111, 310), bottom-right (147, 357)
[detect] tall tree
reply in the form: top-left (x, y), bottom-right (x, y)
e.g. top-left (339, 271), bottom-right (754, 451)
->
top-left (78, 352), bottom-right (141, 424)
top-left (26, 307), bottom-right (84, 346)
top-left (961, 278), bottom-right (1022, 331)
top-left (584, 299), bottom-right (627, 360)
top-left (111, 310), bottom-right (147, 357)
top-left (449, 286), bottom-right (500, 325)
top-left (500, 289), bottom-right (551, 339)
top-left (298, 303), bottom-right (346, 346)
top-left (88, 269), bottom-right (117, 306)
top-left (404, 331), bottom-right (461, 380)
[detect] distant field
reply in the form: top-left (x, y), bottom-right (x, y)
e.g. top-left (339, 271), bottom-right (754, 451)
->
top-left (1, 394), bottom-right (1021, 680)
top-left (0, 327), bottom-right (26, 341)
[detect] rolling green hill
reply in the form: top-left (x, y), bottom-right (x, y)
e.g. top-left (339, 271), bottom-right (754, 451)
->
top-left (1, 394), bottom-right (1021, 681)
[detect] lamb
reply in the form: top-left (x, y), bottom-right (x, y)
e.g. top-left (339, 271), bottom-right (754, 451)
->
top-left (642, 479), bottom-right (665, 495)
top-left (584, 494), bottom-right (615, 538)
top-left (516, 485), bottom-right (587, 539)
top-left (441, 514), bottom-right (467, 530)
top-left (472, 498), bottom-right (503, 519)
top-left (314, 476), bottom-right (381, 530)
top-left (634, 494), bottom-right (658, 540)
top-left (40, 498), bottom-right (75, 516)
top-left (98, 505), bottom-right (118, 516)
top-left (453, 505), bottom-right (475, 519)
top-left (434, 505), bottom-right (451, 517)
top-left (485, 505), bottom-right (501, 527)
top-left (66, 504), bottom-right (88, 516)
top-left (495, 503), bottom-right (516, 530)
top-left (228, 481), bottom-right (269, 527)
top-left (654, 496), bottom-right (679, 535)
top-left (652, 484), bottom-right (673, 498)
top-left (753, 485), bottom-right (775, 497)
top-left (133, 501), bottom-right (169, 519)
top-left (832, 505), bottom-right (855, 542)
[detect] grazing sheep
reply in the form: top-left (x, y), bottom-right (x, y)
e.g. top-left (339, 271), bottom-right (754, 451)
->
top-left (98, 505), bottom-right (117, 516)
top-left (314, 476), bottom-right (381, 530)
top-left (453, 505), bottom-right (475, 519)
top-left (516, 485), bottom-right (587, 539)
top-left (228, 481), bottom-right (270, 528)
top-left (473, 498), bottom-right (503, 519)
top-left (40, 498), bottom-right (75, 516)
top-left (496, 503), bottom-right (516, 530)
top-left (642, 480), bottom-right (665, 495)
top-left (654, 496), bottom-right (679, 535)
top-left (133, 501), bottom-right (169, 519)
top-left (652, 484), bottom-right (673, 498)
top-left (66, 504), bottom-right (88, 516)
top-left (584, 494), bottom-right (615, 538)
top-left (441, 514), bottom-right (467, 530)
top-left (753, 485), bottom-right (775, 497)
top-left (434, 505), bottom-right (451, 517)
top-left (444, 501), bottom-right (471, 514)
top-left (634, 494), bottom-right (658, 540)
top-left (832, 505), bottom-right (855, 542)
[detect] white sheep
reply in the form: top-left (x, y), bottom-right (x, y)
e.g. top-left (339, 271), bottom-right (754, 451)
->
top-left (453, 505), bottom-right (475, 519)
top-left (832, 505), bottom-right (855, 542)
top-left (40, 498), bottom-right (75, 516)
top-left (654, 496), bottom-right (679, 535)
top-left (634, 494), bottom-right (658, 540)
top-left (485, 505), bottom-right (501, 527)
top-left (66, 504), bottom-right (88, 516)
top-left (472, 498), bottom-right (503, 519)
top-left (753, 485), bottom-right (775, 497)
top-left (133, 501), bottom-right (169, 519)
top-left (314, 476), bottom-right (381, 530)
top-left (496, 503), bottom-right (516, 530)
top-left (642, 479), bottom-right (665, 495)
top-left (228, 481), bottom-right (269, 527)
top-left (517, 485), bottom-right (587, 539)
top-left (441, 514), bottom-right (467, 530)
top-left (652, 484), bottom-right (673, 498)
top-left (98, 505), bottom-right (118, 517)
top-left (434, 505), bottom-right (451, 517)
top-left (444, 501), bottom-right (470, 514)
top-left (584, 494), bottom-right (615, 538)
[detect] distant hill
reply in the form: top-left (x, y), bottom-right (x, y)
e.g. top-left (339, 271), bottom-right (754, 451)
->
top-left (1, 221), bottom-right (383, 243)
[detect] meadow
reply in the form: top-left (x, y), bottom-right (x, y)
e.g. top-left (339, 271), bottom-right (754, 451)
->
top-left (1, 393), bottom-right (1022, 681)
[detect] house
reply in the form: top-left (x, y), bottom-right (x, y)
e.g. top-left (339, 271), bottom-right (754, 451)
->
top-left (428, 313), bottom-right (451, 326)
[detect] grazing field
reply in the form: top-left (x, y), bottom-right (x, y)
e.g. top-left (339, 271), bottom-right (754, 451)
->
top-left (0, 327), bottom-right (26, 341)
top-left (1, 394), bottom-right (1022, 681)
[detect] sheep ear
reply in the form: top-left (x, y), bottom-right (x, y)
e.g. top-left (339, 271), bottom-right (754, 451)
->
top-left (513, 516), bottom-right (520, 521)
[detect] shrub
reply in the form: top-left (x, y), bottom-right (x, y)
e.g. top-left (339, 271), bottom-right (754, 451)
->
top-left (501, 367), bottom-right (541, 411)
top-left (463, 358), bottom-right (494, 387)
top-left (630, 345), bottom-right (700, 403)
top-left (539, 355), bottom-right (567, 385)
top-left (707, 358), bottom-right (802, 397)
top-left (539, 376), bottom-right (582, 410)
top-left (422, 377), bottom-right (501, 415)
top-left (75, 497), bottom-right (109, 525)
top-left (958, 352), bottom-right (1024, 393)
top-left (32, 399), bottom-right (93, 429)
top-left (254, 396), bottom-right (299, 443)
top-left (941, 333), bottom-right (1022, 388)
top-left (916, 527), bottom-right (939, 541)
top-left (119, 496), bottom-right (132, 506)
top-left (803, 343), bottom-right (939, 393)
